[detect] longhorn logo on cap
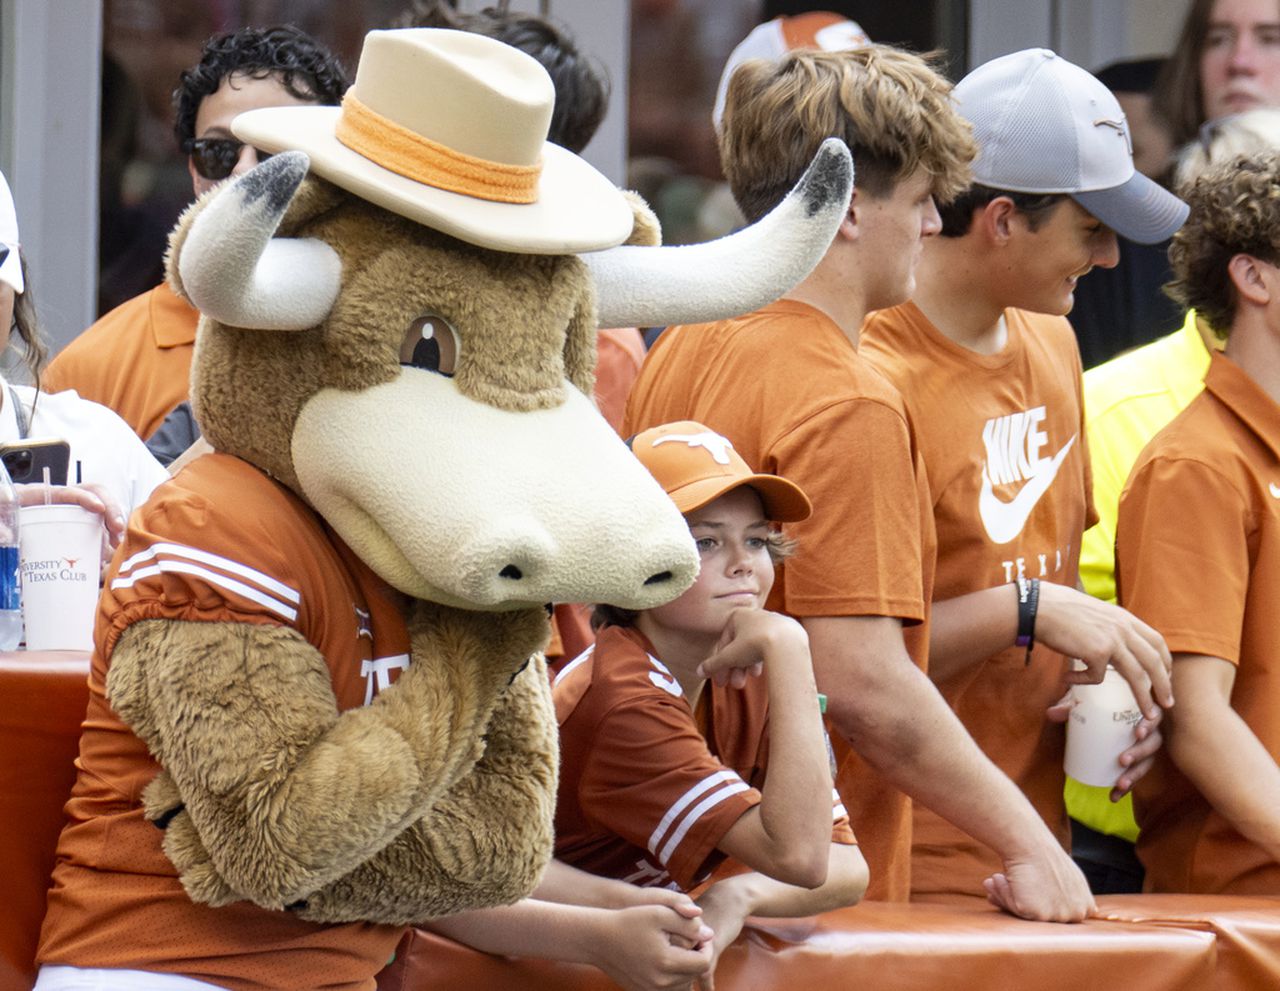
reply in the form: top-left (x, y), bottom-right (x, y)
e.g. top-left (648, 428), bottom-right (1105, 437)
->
top-left (653, 431), bottom-right (734, 464)
top-left (1093, 117), bottom-right (1133, 155)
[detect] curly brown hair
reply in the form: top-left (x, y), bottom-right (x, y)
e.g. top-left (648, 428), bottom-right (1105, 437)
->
top-left (173, 26), bottom-right (349, 154)
top-left (1167, 152), bottom-right (1280, 338)
top-left (719, 45), bottom-right (976, 222)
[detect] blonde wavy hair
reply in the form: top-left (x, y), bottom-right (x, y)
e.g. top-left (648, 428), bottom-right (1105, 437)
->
top-left (1167, 152), bottom-right (1280, 337)
top-left (719, 45), bottom-right (976, 222)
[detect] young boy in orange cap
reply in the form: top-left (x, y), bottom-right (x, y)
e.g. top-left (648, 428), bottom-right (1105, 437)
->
top-left (553, 420), bottom-right (869, 977)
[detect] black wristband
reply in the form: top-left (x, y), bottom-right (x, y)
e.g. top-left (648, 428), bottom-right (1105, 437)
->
top-left (1015, 577), bottom-right (1040, 664)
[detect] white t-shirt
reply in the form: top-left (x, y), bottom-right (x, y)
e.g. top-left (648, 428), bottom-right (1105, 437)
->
top-left (0, 383), bottom-right (166, 514)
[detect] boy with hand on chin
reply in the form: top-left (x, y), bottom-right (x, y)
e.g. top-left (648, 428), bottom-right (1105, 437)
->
top-left (553, 421), bottom-right (868, 978)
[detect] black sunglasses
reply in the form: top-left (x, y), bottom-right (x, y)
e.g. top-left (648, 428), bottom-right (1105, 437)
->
top-left (188, 137), bottom-right (272, 181)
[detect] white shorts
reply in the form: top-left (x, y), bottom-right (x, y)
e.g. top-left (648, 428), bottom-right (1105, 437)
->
top-left (35, 966), bottom-right (226, 991)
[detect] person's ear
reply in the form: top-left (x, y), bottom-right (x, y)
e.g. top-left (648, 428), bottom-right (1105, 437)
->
top-left (984, 196), bottom-right (1018, 244)
top-left (1228, 253), bottom-right (1273, 306)
top-left (838, 189), bottom-right (859, 242)
top-left (187, 156), bottom-right (207, 199)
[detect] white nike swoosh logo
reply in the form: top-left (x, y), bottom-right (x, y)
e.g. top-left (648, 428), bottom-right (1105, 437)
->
top-left (1271, 483), bottom-right (1280, 499)
top-left (978, 435), bottom-right (1077, 544)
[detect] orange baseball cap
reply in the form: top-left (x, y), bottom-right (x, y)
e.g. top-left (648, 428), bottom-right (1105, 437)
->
top-left (630, 421), bottom-right (812, 522)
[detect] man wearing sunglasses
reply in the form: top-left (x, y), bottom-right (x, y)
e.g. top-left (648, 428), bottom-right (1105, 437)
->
top-left (43, 26), bottom-right (348, 441)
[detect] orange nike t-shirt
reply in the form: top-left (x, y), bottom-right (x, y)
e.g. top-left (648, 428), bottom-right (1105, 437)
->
top-left (37, 453), bottom-right (409, 991)
top-left (1120, 353), bottom-right (1280, 894)
top-left (553, 624), bottom-right (853, 891)
top-left (862, 302), bottom-right (1093, 903)
top-left (43, 282), bottom-right (199, 441)
top-left (623, 299), bottom-right (935, 901)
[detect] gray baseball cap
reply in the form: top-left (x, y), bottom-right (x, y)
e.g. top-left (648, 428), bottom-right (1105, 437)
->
top-left (954, 48), bottom-right (1188, 244)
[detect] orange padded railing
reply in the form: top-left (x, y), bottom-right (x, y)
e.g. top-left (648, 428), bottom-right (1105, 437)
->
top-left (6, 653), bottom-right (1280, 991)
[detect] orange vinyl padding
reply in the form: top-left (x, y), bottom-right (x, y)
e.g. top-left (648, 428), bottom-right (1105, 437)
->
top-left (1096, 894), bottom-right (1280, 991)
top-left (0, 653), bottom-right (90, 991)
top-left (6, 655), bottom-right (1280, 991)
top-left (376, 901), bottom-right (1220, 991)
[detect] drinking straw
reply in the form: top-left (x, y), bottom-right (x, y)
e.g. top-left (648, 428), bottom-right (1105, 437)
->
top-left (41, 466), bottom-right (50, 505)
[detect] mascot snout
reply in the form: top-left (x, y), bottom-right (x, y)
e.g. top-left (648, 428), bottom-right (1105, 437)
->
top-left (291, 372), bottom-right (700, 611)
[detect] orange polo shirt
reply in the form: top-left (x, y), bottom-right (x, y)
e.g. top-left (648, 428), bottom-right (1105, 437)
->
top-left (862, 303), bottom-right (1093, 903)
top-left (43, 282), bottom-right (199, 440)
top-left (1120, 352), bottom-right (1280, 894)
top-left (624, 299), bottom-right (936, 901)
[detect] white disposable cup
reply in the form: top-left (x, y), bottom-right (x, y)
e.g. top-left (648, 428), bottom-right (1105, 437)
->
top-left (19, 504), bottom-right (102, 651)
top-left (1064, 666), bottom-right (1143, 788)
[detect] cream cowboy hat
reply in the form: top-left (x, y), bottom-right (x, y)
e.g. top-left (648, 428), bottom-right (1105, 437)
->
top-left (232, 28), bottom-right (634, 254)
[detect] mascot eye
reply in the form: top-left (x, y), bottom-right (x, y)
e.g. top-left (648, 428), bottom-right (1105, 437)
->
top-left (400, 314), bottom-right (460, 376)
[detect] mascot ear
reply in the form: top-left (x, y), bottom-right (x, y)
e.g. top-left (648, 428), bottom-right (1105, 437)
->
top-left (583, 138), bottom-right (853, 329)
top-left (167, 152), bottom-right (343, 332)
top-left (276, 173), bottom-right (347, 237)
top-left (621, 191), bottom-right (661, 248)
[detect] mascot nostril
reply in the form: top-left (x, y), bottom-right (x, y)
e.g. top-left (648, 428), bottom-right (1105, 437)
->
top-left (89, 25), bottom-right (851, 952)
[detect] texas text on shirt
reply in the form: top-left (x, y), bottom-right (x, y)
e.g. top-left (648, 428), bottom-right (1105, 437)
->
top-left (553, 624), bottom-right (853, 892)
top-left (862, 301), bottom-right (1095, 901)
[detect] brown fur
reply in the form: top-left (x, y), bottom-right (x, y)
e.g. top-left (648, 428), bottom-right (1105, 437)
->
top-left (182, 178), bottom-right (602, 492)
top-left (110, 603), bottom-right (550, 916)
top-left (136, 163), bottom-right (658, 925)
top-left (292, 656), bottom-right (558, 923)
top-left (622, 191), bottom-right (662, 247)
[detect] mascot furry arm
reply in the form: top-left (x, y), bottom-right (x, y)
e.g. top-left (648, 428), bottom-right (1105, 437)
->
top-left (98, 31), bottom-right (853, 927)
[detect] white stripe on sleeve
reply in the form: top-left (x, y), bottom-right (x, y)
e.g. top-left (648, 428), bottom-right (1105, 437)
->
top-left (116, 541), bottom-right (300, 603)
top-left (657, 779), bottom-right (751, 866)
top-left (647, 769), bottom-right (741, 855)
top-left (552, 645), bottom-right (595, 688)
top-left (111, 560), bottom-right (298, 622)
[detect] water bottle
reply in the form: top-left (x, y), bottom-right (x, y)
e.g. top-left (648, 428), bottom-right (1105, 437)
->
top-left (0, 459), bottom-right (22, 649)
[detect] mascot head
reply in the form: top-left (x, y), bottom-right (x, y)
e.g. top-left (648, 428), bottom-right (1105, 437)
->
top-left (167, 28), bottom-right (853, 613)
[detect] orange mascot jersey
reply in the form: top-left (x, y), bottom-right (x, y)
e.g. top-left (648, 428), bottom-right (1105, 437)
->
top-left (553, 625), bottom-right (853, 891)
top-left (862, 302), bottom-right (1093, 903)
top-left (624, 299), bottom-right (935, 901)
top-left (1120, 354), bottom-right (1280, 894)
top-left (43, 283), bottom-right (199, 441)
top-left (37, 453), bottom-right (409, 991)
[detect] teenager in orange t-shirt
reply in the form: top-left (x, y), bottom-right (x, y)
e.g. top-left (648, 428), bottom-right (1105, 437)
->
top-left (627, 46), bottom-right (1097, 921)
top-left (861, 50), bottom-right (1182, 903)
top-left (1118, 154), bottom-right (1280, 895)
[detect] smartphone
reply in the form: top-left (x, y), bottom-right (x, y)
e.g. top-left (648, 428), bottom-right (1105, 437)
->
top-left (0, 440), bottom-right (71, 486)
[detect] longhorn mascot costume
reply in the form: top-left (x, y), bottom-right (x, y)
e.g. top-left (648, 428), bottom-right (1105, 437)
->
top-left (35, 29), bottom-right (853, 990)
